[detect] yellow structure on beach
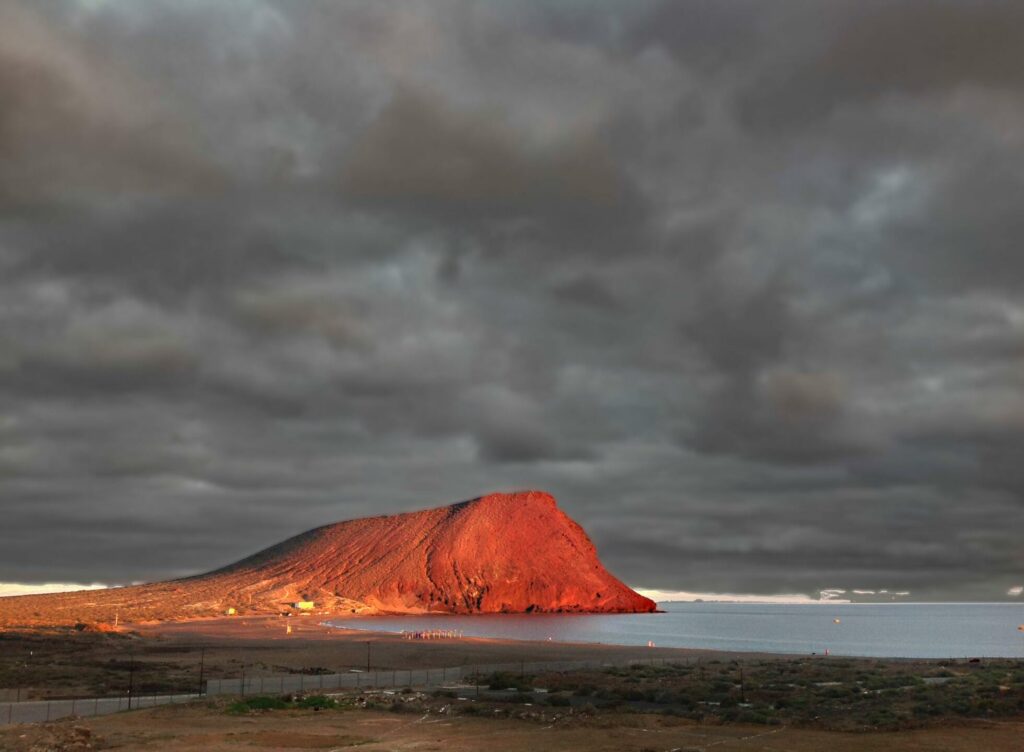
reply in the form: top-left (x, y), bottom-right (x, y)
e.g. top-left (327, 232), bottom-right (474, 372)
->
top-left (293, 601), bottom-right (315, 611)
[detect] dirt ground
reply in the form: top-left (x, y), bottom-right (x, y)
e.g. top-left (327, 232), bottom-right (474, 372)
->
top-left (2, 701), bottom-right (1023, 752)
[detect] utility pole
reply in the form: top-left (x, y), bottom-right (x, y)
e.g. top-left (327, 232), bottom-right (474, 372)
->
top-left (197, 647), bottom-right (206, 697)
top-left (366, 641), bottom-right (371, 673)
top-left (739, 666), bottom-right (746, 703)
top-left (127, 652), bottom-right (135, 710)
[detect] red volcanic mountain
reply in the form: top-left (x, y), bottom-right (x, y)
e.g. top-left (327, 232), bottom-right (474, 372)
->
top-left (0, 491), bottom-right (656, 627)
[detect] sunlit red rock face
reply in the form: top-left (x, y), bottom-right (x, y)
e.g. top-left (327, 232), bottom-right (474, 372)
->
top-left (0, 491), bottom-right (656, 627)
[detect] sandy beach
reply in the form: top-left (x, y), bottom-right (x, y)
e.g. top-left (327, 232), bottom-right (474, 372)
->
top-left (132, 614), bottom-right (764, 675)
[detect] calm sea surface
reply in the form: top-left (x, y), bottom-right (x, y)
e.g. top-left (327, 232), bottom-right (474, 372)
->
top-left (327, 602), bottom-right (1024, 658)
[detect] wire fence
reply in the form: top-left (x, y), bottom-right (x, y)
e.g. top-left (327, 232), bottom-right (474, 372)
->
top-left (1, 656), bottom-right (675, 726)
top-left (1, 692), bottom-right (201, 726)
top-left (204, 658), bottom-right (637, 695)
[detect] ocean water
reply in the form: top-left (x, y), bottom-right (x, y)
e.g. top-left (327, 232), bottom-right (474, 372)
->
top-left (327, 602), bottom-right (1024, 659)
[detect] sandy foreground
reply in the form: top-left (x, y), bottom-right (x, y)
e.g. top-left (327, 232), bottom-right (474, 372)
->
top-left (2, 703), bottom-right (1023, 752)
top-left (2, 616), bottom-right (1022, 751)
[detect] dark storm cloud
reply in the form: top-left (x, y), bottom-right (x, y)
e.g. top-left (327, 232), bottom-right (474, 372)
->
top-left (340, 88), bottom-right (632, 219)
top-left (1, 0), bottom-right (1021, 600)
top-left (734, 0), bottom-right (1024, 134)
top-left (0, 4), bottom-right (223, 210)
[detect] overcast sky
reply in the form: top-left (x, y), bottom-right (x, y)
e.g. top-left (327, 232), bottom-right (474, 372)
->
top-left (1, 0), bottom-right (1022, 601)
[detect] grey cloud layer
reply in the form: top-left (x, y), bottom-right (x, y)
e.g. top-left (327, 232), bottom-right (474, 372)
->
top-left (1, 0), bottom-right (1021, 599)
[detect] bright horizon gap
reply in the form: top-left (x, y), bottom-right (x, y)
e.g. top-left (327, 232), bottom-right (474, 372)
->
top-left (635, 588), bottom-right (853, 604)
top-left (0, 582), bottom-right (109, 598)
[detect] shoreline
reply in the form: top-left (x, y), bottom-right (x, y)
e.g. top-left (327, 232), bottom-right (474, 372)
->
top-left (4, 600), bottom-right (1022, 660)
top-left (141, 615), bottom-right (1010, 661)
top-left (314, 606), bottom-right (1024, 660)
top-left (131, 614), bottom-right (807, 663)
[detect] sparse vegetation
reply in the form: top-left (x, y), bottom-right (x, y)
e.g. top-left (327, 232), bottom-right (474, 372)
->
top-left (207, 657), bottom-right (1022, 734)
top-left (227, 695), bottom-right (291, 713)
top-left (2, 628), bottom-right (1021, 735)
top-left (227, 694), bottom-right (339, 714)
top-left (493, 658), bottom-right (1024, 731)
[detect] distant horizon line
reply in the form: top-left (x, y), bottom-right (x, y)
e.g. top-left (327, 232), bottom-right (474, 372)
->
top-left (2, 581), bottom-right (1021, 605)
top-left (634, 588), bottom-right (1024, 605)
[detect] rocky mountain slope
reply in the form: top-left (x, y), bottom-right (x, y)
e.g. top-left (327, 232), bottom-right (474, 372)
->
top-left (0, 491), bottom-right (656, 627)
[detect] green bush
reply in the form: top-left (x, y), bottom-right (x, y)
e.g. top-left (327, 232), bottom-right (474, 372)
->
top-left (296, 695), bottom-right (336, 709)
top-left (228, 696), bottom-right (289, 713)
top-left (483, 671), bottom-right (523, 690)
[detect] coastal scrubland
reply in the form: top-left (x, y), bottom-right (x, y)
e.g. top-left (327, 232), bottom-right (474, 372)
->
top-left (1, 618), bottom-right (1022, 750)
